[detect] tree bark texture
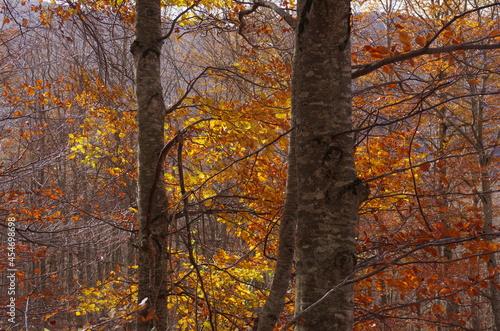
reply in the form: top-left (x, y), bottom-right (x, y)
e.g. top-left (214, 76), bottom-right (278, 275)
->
top-left (292, 0), bottom-right (368, 330)
top-left (256, 130), bottom-right (298, 331)
top-left (481, 160), bottom-right (500, 331)
top-left (131, 0), bottom-right (170, 329)
top-left (471, 82), bottom-right (500, 330)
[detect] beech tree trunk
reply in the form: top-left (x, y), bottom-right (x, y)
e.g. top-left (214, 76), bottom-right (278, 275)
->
top-left (481, 157), bottom-right (500, 331)
top-left (256, 131), bottom-right (298, 331)
top-left (470, 79), bottom-right (500, 330)
top-left (292, 0), bottom-right (368, 329)
top-left (131, 0), bottom-right (170, 329)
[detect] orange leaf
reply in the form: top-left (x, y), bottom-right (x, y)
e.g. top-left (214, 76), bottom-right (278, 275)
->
top-left (489, 29), bottom-right (500, 41)
top-left (488, 242), bottom-right (500, 251)
top-left (139, 310), bottom-right (156, 322)
top-left (34, 268), bottom-right (41, 275)
top-left (375, 45), bottom-right (390, 54)
top-left (398, 31), bottom-right (411, 45)
top-left (432, 304), bottom-right (445, 315)
top-left (419, 163), bottom-right (431, 172)
top-left (443, 30), bottom-right (454, 39)
top-left (415, 35), bottom-right (426, 47)
top-left (424, 246), bottom-right (438, 256)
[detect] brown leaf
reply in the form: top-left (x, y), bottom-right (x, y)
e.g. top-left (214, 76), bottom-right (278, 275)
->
top-left (443, 30), bottom-right (454, 39)
top-left (399, 31), bottom-right (412, 45)
top-left (415, 35), bottom-right (426, 47)
top-left (376, 45), bottom-right (390, 54)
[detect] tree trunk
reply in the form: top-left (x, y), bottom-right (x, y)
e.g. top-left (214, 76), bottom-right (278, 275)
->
top-left (481, 161), bottom-right (500, 331)
top-left (131, 0), bottom-right (170, 328)
top-left (292, 0), bottom-right (368, 330)
top-left (470, 79), bottom-right (500, 330)
top-left (256, 130), bottom-right (298, 331)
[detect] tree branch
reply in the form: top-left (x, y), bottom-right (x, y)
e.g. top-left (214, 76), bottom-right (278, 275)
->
top-left (238, 0), bottom-right (296, 46)
top-left (160, 3), bottom-right (198, 41)
top-left (254, 0), bottom-right (297, 30)
top-left (353, 2), bottom-right (500, 78)
top-left (423, 2), bottom-right (500, 49)
top-left (352, 43), bottom-right (500, 79)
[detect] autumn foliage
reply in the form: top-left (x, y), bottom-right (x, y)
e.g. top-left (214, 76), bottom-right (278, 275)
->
top-left (0, 0), bottom-right (499, 330)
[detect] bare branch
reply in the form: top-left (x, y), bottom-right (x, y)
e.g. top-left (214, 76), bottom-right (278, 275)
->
top-left (254, 0), bottom-right (297, 30)
top-left (238, 0), bottom-right (296, 46)
top-left (166, 67), bottom-right (209, 115)
top-left (160, 3), bottom-right (198, 41)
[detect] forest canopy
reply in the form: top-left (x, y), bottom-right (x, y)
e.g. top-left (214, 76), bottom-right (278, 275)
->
top-left (0, 0), bottom-right (499, 330)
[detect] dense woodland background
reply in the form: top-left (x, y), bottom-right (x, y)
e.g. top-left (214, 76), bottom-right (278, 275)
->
top-left (0, 0), bottom-right (499, 329)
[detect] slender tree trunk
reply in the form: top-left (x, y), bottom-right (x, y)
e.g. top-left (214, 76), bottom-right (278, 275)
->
top-left (292, 0), bottom-right (368, 329)
top-left (434, 106), bottom-right (458, 325)
top-left (470, 79), bottom-right (500, 330)
top-left (256, 130), bottom-right (298, 331)
top-left (131, 0), bottom-right (170, 328)
top-left (481, 162), bottom-right (500, 331)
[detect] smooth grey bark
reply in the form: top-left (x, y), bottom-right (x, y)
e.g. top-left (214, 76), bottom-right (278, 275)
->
top-left (256, 130), bottom-right (298, 331)
top-left (481, 153), bottom-right (500, 331)
top-left (131, 0), bottom-right (170, 328)
top-left (292, 0), bottom-right (368, 329)
top-left (469, 79), bottom-right (500, 330)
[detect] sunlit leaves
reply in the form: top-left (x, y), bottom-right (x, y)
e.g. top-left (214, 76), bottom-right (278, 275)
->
top-left (2, 0), bottom-right (499, 328)
top-left (75, 269), bottom-right (137, 323)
